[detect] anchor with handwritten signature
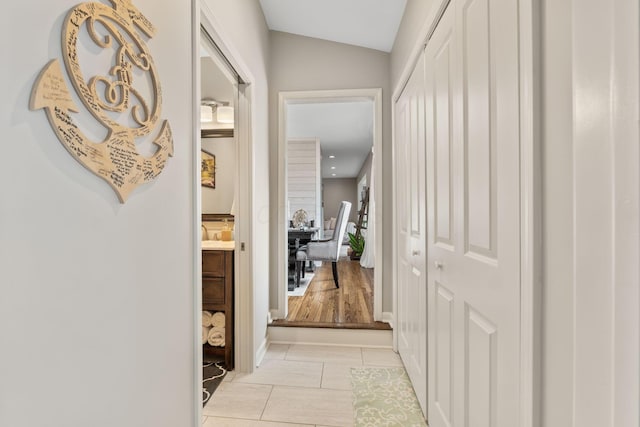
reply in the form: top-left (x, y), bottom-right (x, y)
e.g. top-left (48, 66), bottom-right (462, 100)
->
top-left (30, 0), bottom-right (174, 203)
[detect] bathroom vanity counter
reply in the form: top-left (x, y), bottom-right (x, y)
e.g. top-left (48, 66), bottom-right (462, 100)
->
top-left (202, 240), bottom-right (235, 251)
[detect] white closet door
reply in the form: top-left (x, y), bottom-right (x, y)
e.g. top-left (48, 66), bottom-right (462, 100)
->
top-left (424, 8), bottom-right (456, 425)
top-left (425, 0), bottom-right (521, 425)
top-left (395, 50), bottom-right (428, 416)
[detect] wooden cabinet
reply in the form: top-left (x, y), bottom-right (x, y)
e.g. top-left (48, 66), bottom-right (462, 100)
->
top-left (202, 250), bottom-right (234, 369)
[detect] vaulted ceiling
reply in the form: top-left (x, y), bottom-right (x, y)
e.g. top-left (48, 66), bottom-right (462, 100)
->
top-left (260, 0), bottom-right (407, 178)
top-left (259, 0), bottom-right (407, 52)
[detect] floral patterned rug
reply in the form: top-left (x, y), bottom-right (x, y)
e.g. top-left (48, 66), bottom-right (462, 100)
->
top-left (351, 367), bottom-right (427, 427)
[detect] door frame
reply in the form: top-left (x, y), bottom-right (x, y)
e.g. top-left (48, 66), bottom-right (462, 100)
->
top-left (193, 2), bottom-right (257, 424)
top-left (274, 88), bottom-right (383, 320)
top-left (390, 0), bottom-right (540, 424)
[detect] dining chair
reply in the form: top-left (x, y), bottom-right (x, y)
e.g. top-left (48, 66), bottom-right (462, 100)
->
top-left (295, 201), bottom-right (352, 288)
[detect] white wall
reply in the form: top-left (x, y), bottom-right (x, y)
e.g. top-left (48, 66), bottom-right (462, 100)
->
top-left (356, 151), bottom-right (373, 214)
top-left (287, 139), bottom-right (321, 227)
top-left (201, 56), bottom-right (236, 107)
top-left (357, 151), bottom-right (373, 192)
top-left (268, 31), bottom-right (393, 310)
top-left (540, 0), bottom-right (573, 424)
top-left (0, 1), bottom-right (195, 426)
top-left (323, 178), bottom-right (358, 224)
top-left (541, 0), bottom-right (640, 425)
top-left (202, 137), bottom-right (235, 214)
top-left (202, 0), bottom-right (271, 363)
top-left (568, 0), bottom-right (639, 425)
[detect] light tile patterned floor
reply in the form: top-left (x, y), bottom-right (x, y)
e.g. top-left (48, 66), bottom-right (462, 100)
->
top-left (202, 344), bottom-right (405, 427)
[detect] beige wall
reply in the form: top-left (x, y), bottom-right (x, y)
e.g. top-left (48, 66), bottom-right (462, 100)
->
top-left (390, 0), bottom-right (435, 90)
top-left (2, 0), bottom-right (274, 421)
top-left (323, 178), bottom-right (358, 224)
top-left (268, 31), bottom-right (393, 311)
top-left (0, 1), bottom-right (196, 425)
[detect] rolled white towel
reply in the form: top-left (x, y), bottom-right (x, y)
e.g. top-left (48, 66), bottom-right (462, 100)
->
top-left (202, 311), bottom-right (213, 327)
top-left (211, 312), bottom-right (225, 328)
top-left (202, 326), bottom-right (211, 345)
top-left (207, 326), bottom-right (225, 347)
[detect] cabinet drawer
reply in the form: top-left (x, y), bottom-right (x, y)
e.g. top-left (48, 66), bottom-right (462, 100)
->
top-left (202, 251), bottom-right (225, 276)
top-left (203, 277), bottom-right (225, 305)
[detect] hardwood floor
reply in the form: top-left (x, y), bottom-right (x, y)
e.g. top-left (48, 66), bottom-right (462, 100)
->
top-left (272, 259), bottom-right (391, 330)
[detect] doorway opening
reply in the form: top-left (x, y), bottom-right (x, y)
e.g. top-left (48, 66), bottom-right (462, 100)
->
top-left (272, 89), bottom-right (385, 329)
top-left (196, 2), bottom-right (256, 399)
top-left (199, 27), bottom-right (238, 377)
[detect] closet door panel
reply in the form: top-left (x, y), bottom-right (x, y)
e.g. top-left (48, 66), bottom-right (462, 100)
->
top-left (434, 36), bottom-right (455, 248)
top-left (426, 6), bottom-right (457, 427)
top-left (426, 0), bottom-right (522, 426)
top-left (396, 50), bottom-right (428, 417)
top-left (463, 0), bottom-right (497, 258)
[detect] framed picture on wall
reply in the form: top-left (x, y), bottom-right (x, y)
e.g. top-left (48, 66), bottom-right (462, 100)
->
top-left (201, 150), bottom-right (216, 188)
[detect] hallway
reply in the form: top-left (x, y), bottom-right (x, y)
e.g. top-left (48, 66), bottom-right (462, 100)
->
top-left (3, 1), bottom-right (637, 426)
top-left (202, 344), bottom-right (407, 426)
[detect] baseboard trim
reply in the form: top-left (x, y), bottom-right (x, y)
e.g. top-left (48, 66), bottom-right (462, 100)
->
top-left (255, 336), bottom-right (268, 367)
top-left (269, 309), bottom-right (283, 322)
top-left (268, 326), bottom-right (393, 348)
top-left (382, 312), bottom-right (394, 329)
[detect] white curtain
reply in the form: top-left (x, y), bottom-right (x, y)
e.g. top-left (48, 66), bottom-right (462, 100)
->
top-left (360, 152), bottom-right (375, 268)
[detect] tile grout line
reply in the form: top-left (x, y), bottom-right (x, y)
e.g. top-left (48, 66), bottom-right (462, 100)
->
top-left (206, 347), bottom-right (405, 426)
top-left (258, 384), bottom-right (275, 421)
top-left (284, 343), bottom-right (291, 361)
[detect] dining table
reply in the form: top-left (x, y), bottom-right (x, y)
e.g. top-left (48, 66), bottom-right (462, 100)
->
top-left (287, 227), bottom-right (319, 290)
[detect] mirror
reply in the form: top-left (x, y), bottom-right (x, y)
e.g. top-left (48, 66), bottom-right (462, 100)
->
top-left (200, 30), bottom-right (237, 216)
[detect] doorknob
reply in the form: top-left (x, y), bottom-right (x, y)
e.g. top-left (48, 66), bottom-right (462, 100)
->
top-left (412, 250), bottom-right (420, 256)
top-left (434, 261), bottom-right (443, 269)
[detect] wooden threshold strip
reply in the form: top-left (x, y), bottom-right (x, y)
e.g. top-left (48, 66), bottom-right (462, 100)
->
top-left (270, 320), bottom-right (391, 330)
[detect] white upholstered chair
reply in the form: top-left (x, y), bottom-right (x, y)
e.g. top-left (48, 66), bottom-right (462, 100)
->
top-left (295, 201), bottom-right (352, 288)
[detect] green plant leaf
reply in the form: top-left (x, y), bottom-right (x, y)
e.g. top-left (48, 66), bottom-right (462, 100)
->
top-left (348, 232), bottom-right (365, 255)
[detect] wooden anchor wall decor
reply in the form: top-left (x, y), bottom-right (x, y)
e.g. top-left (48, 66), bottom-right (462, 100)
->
top-left (30, 0), bottom-right (174, 203)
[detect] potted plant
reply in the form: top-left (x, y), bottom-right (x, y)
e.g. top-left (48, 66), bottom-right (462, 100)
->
top-left (348, 232), bottom-right (365, 260)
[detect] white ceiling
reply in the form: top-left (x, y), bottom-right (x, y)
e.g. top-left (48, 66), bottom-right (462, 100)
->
top-left (261, 1), bottom-right (405, 179)
top-left (259, 0), bottom-right (408, 52)
top-left (201, 57), bottom-right (234, 106)
top-left (287, 101), bottom-right (373, 178)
